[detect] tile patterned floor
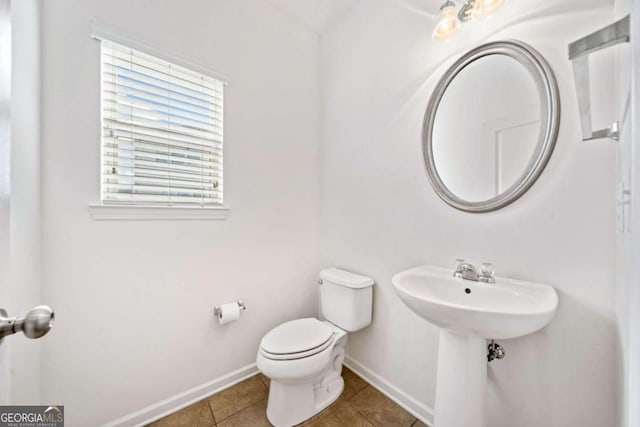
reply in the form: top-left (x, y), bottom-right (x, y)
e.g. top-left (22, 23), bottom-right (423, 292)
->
top-left (146, 367), bottom-right (429, 427)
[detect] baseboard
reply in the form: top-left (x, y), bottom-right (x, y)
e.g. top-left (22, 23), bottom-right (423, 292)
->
top-left (101, 356), bottom-right (432, 427)
top-left (102, 363), bottom-right (259, 427)
top-left (344, 355), bottom-right (434, 426)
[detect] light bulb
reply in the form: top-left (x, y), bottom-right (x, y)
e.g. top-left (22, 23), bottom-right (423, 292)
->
top-left (432, 1), bottom-right (460, 42)
top-left (472, 0), bottom-right (484, 16)
top-left (474, 0), bottom-right (504, 17)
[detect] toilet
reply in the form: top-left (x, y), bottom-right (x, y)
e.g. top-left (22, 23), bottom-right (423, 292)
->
top-left (256, 268), bottom-right (374, 427)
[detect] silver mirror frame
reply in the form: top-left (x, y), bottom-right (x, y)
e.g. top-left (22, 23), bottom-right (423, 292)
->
top-left (422, 40), bottom-right (560, 213)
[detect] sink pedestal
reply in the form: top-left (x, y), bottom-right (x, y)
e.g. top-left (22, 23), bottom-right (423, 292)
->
top-left (393, 265), bottom-right (558, 427)
top-left (434, 331), bottom-right (487, 427)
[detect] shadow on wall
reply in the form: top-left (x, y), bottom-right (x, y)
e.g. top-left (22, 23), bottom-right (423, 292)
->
top-left (487, 289), bottom-right (619, 427)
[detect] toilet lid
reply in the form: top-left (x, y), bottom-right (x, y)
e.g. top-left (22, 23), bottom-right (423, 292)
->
top-left (261, 318), bottom-right (334, 356)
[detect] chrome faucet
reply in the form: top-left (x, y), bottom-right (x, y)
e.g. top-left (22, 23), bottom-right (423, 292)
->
top-left (453, 259), bottom-right (496, 283)
top-left (454, 260), bottom-right (480, 281)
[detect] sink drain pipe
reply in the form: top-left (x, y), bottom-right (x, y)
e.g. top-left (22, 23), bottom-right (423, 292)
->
top-left (487, 340), bottom-right (505, 362)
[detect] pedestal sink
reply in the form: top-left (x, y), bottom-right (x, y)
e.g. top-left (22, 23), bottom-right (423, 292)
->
top-left (392, 265), bottom-right (558, 427)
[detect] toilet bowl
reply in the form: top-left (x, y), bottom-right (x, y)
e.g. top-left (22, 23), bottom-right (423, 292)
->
top-left (257, 318), bottom-right (347, 426)
top-left (257, 268), bottom-right (374, 427)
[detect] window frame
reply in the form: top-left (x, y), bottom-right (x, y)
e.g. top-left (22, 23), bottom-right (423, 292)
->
top-left (89, 23), bottom-right (230, 221)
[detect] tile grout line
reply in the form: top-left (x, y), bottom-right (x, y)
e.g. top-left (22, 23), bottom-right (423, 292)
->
top-left (350, 404), bottom-right (377, 427)
top-left (343, 385), bottom-right (378, 426)
top-left (258, 374), bottom-right (270, 390)
top-left (224, 397), bottom-right (269, 426)
top-left (208, 375), bottom-right (267, 425)
top-left (345, 401), bottom-right (376, 427)
top-left (205, 398), bottom-right (217, 426)
top-left (347, 384), bottom-right (418, 427)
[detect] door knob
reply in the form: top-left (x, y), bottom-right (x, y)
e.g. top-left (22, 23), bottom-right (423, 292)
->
top-left (0, 305), bottom-right (54, 341)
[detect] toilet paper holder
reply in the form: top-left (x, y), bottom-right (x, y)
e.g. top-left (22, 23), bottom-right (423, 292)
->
top-left (214, 300), bottom-right (246, 317)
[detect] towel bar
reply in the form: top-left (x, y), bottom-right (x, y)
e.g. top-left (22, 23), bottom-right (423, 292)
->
top-left (568, 15), bottom-right (629, 142)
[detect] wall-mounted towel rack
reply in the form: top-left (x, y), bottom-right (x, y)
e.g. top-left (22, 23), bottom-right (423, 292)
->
top-left (568, 14), bottom-right (630, 142)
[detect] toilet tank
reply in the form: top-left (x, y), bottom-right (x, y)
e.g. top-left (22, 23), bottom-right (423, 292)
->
top-left (319, 268), bottom-right (374, 332)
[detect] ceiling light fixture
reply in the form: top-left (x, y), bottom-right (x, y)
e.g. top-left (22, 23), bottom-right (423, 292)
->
top-left (432, 0), bottom-right (461, 42)
top-left (433, 0), bottom-right (505, 42)
top-left (475, 0), bottom-right (504, 16)
top-left (457, 0), bottom-right (481, 22)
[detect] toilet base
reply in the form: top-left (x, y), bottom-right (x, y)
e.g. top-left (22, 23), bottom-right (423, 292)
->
top-left (264, 332), bottom-right (346, 427)
top-left (266, 374), bottom-right (344, 427)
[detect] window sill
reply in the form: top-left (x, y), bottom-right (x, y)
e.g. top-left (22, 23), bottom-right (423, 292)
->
top-left (88, 204), bottom-right (230, 221)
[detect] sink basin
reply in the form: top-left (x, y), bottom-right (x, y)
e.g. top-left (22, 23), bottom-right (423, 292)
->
top-left (392, 265), bottom-right (559, 427)
top-left (392, 265), bottom-right (558, 339)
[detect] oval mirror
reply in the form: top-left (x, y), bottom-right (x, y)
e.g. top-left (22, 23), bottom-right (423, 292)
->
top-left (423, 40), bottom-right (560, 212)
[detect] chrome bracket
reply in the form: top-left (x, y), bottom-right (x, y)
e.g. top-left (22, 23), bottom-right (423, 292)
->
top-left (213, 300), bottom-right (246, 317)
top-left (583, 121), bottom-right (620, 142)
top-left (568, 15), bottom-right (629, 142)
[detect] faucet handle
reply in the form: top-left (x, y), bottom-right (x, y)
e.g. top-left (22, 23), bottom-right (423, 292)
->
top-left (480, 262), bottom-right (493, 275)
top-left (480, 262), bottom-right (495, 283)
top-left (453, 259), bottom-right (466, 278)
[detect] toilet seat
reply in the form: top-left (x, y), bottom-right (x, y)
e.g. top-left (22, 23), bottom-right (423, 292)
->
top-left (260, 318), bottom-right (335, 361)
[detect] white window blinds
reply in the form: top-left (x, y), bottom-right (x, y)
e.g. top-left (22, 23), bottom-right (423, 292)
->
top-left (101, 40), bottom-right (224, 206)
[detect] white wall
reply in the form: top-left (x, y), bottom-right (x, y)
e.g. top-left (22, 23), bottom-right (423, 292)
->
top-left (320, 1), bottom-right (618, 426)
top-left (40, 1), bottom-right (320, 425)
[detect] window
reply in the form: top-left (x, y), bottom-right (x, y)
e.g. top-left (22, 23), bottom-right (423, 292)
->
top-left (100, 40), bottom-right (224, 207)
